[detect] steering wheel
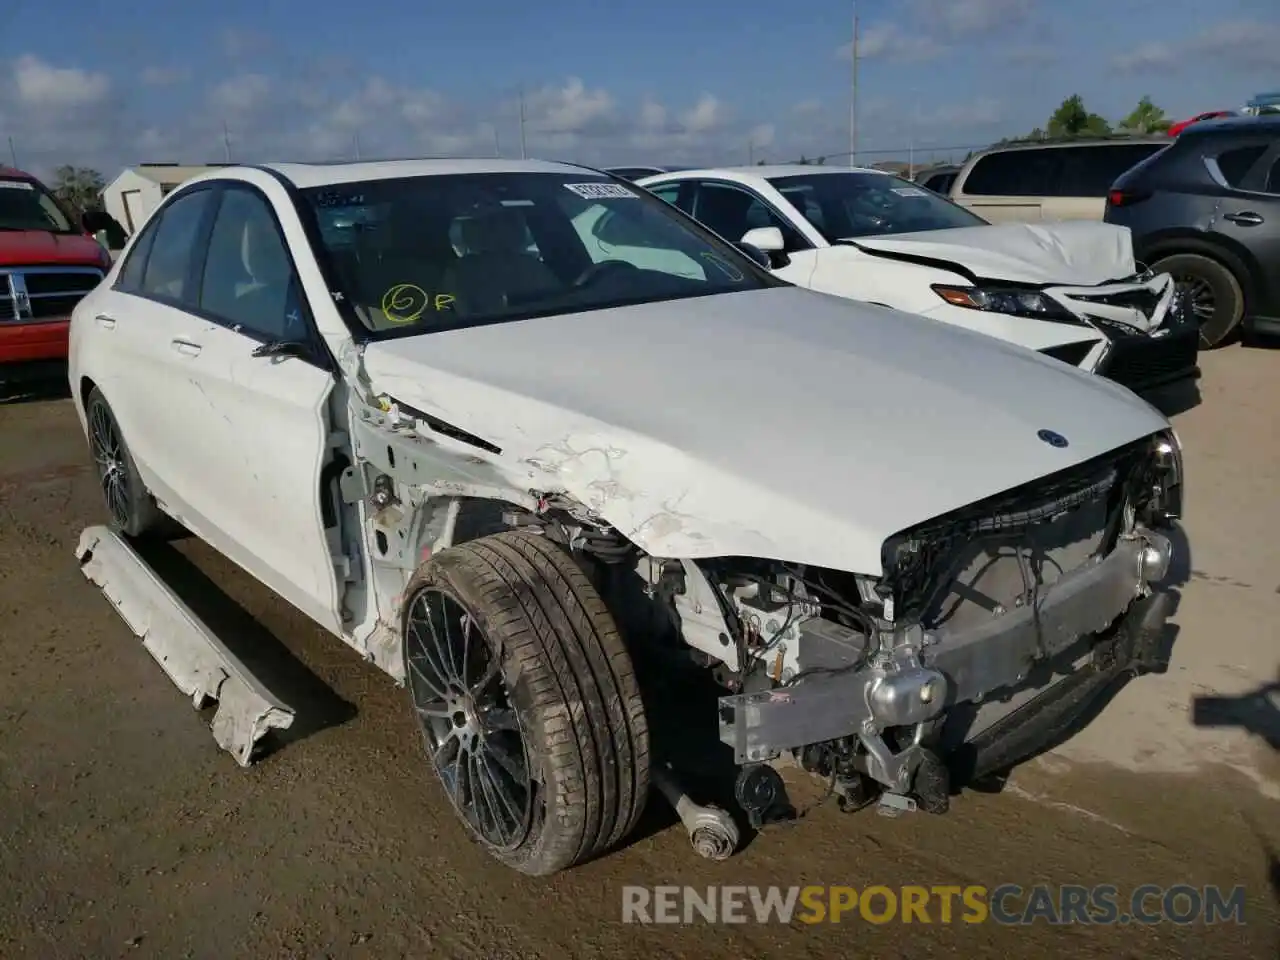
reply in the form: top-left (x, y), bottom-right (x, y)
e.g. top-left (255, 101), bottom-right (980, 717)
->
top-left (571, 259), bottom-right (639, 289)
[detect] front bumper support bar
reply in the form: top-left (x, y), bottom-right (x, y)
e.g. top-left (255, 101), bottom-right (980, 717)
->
top-left (717, 529), bottom-right (1172, 774)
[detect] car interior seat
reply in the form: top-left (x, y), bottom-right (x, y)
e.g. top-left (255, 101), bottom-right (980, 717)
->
top-left (442, 207), bottom-right (559, 315)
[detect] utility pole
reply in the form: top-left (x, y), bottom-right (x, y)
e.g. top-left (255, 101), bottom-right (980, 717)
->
top-left (518, 87), bottom-right (528, 160)
top-left (849, 4), bottom-right (860, 168)
top-left (222, 121), bottom-right (232, 162)
top-left (748, 139), bottom-right (754, 165)
top-left (353, 131), bottom-right (362, 160)
top-left (7, 136), bottom-right (17, 168)
top-left (491, 124), bottom-right (501, 158)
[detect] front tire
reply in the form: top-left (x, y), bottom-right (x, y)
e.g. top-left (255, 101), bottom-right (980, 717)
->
top-left (85, 386), bottom-right (163, 538)
top-left (401, 529), bottom-right (650, 875)
top-left (1149, 252), bottom-right (1244, 349)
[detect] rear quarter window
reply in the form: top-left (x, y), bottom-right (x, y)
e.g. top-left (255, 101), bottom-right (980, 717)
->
top-left (1213, 145), bottom-right (1268, 187)
top-left (1057, 143), bottom-right (1169, 197)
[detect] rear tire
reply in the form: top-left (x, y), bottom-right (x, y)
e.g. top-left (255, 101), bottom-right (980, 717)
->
top-left (1149, 252), bottom-right (1244, 349)
top-left (85, 386), bottom-right (164, 538)
top-left (401, 529), bottom-right (650, 875)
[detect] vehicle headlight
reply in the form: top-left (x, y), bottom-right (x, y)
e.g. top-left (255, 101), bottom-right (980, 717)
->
top-left (1144, 429), bottom-right (1184, 523)
top-left (931, 284), bottom-right (1078, 322)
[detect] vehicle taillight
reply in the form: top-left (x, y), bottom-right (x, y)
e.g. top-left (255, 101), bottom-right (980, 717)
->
top-left (1107, 188), bottom-right (1151, 208)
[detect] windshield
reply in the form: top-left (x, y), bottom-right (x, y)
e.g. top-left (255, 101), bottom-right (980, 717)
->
top-left (0, 178), bottom-right (76, 233)
top-left (768, 172), bottom-right (986, 242)
top-left (300, 171), bottom-right (774, 336)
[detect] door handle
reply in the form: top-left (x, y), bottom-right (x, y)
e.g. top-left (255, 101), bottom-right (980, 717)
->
top-left (170, 338), bottom-right (202, 357)
top-left (1223, 211), bottom-right (1264, 226)
top-left (94, 313), bottom-right (116, 329)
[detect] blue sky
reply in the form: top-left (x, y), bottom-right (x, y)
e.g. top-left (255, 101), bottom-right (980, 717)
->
top-left (1, 0), bottom-right (1277, 178)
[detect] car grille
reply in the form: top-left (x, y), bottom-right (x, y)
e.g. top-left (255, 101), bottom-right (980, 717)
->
top-left (1094, 319), bottom-right (1200, 393)
top-left (1038, 340), bottom-right (1096, 367)
top-left (0, 267), bottom-right (104, 322)
top-left (880, 438), bottom-right (1156, 630)
top-left (1069, 287), bottom-right (1163, 320)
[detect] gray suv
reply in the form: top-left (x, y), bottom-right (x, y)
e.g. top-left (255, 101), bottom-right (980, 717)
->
top-left (1105, 115), bottom-right (1280, 347)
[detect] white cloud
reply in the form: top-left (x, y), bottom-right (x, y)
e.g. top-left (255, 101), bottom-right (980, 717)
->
top-left (838, 23), bottom-right (947, 63)
top-left (522, 77), bottom-right (616, 135)
top-left (680, 94), bottom-right (724, 134)
top-left (1111, 19), bottom-right (1280, 74)
top-left (908, 0), bottom-right (1037, 37)
top-left (209, 73), bottom-right (273, 115)
top-left (13, 55), bottom-right (109, 108)
top-left (141, 66), bottom-right (188, 87)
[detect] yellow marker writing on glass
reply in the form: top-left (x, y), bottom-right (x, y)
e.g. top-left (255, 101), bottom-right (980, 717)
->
top-left (381, 283), bottom-right (429, 324)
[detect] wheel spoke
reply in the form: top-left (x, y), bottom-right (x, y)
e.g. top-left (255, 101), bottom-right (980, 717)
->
top-left (408, 617), bottom-right (453, 691)
top-left (423, 602), bottom-right (463, 686)
top-left (476, 748), bottom-right (525, 831)
top-left (483, 734), bottom-right (528, 784)
top-left (469, 655), bottom-right (501, 698)
top-left (468, 750), bottom-right (503, 839)
top-left (415, 698), bottom-right (452, 720)
top-left (407, 653), bottom-right (449, 701)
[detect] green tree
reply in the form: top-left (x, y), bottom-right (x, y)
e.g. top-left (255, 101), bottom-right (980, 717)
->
top-left (50, 166), bottom-right (106, 217)
top-left (1046, 95), bottom-right (1112, 138)
top-left (1120, 96), bottom-right (1171, 133)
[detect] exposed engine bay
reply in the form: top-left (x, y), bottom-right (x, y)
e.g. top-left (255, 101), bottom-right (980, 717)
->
top-left (471, 430), bottom-right (1183, 821)
top-left (338, 388), bottom-right (1181, 850)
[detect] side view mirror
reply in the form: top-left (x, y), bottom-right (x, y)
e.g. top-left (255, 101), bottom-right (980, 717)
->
top-left (740, 226), bottom-right (785, 253)
top-left (81, 210), bottom-right (111, 234)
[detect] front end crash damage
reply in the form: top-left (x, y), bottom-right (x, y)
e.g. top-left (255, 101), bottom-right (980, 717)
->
top-left (715, 432), bottom-right (1183, 813)
top-left (341, 353), bottom-right (1184, 830)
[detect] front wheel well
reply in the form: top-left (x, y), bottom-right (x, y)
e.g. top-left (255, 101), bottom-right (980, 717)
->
top-left (78, 375), bottom-right (97, 412)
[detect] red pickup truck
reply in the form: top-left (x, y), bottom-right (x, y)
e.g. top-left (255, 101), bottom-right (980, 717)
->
top-left (1, 165), bottom-right (113, 374)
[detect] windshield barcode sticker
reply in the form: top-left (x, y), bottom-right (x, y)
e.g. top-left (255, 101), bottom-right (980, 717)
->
top-left (891, 186), bottom-right (928, 197)
top-left (564, 182), bottom-right (638, 200)
top-left (0, 180), bottom-right (34, 190)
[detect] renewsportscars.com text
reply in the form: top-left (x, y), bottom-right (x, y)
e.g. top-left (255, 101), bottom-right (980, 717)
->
top-left (621, 884), bottom-right (1247, 926)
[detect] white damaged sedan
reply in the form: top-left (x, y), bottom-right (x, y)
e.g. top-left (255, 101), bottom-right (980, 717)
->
top-left (69, 159), bottom-right (1184, 875)
top-left (636, 166), bottom-right (1200, 398)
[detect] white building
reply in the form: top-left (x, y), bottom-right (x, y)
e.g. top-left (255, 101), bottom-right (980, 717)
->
top-left (101, 164), bottom-right (233, 235)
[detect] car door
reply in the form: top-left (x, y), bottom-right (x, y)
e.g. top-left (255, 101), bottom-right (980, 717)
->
top-left (174, 183), bottom-right (342, 634)
top-left (90, 185), bottom-right (222, 517)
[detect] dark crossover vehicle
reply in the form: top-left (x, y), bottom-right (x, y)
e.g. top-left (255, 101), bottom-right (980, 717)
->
top-left (1105, 115), bottom-right (1280, 347)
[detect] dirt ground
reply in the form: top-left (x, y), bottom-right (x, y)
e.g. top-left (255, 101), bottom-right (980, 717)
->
top-left (1, 347), bottom-right (1278, 960)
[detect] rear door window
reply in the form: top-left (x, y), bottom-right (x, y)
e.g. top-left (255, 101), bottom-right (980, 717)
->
top-left (138, 189), bottom-right (213, 304)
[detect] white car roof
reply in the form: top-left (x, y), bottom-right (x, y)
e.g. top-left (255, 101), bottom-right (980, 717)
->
top-left (250, 158), bottom-right (603, 188)
top-left (639, 164), bottom-right (888, 184)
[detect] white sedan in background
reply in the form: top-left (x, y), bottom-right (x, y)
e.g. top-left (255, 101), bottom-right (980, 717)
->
top-left (635, 166), bottom-right (1200, 399)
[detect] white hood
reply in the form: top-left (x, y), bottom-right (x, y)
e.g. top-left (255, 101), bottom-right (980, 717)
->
top-left (848, 221), bottom-right (1138, 287)
top-left (362, 287), bottom-right (1167, 574)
